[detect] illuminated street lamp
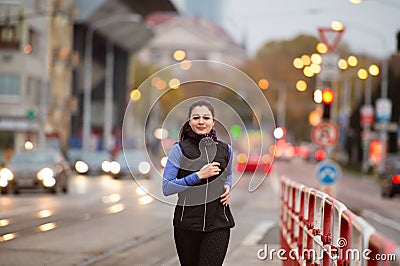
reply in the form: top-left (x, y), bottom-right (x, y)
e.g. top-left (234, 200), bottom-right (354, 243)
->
top-left (316, 43), bottom-right (328, 54)
top-left (338, 59), bottom-right (348, 70)
top-left (358, 63), bottom-right (380, 173)
top-left (296, 80), bottom-right (307, 92)
top-left (331, 21), bottom-right (344, 31)
top-left (347, 55), bottom-right (358, 67)
top-left (130, 89), bottom-right (141, 102)
top-left (173, 49), bottom-right (186, 61)
top-left (293, 58), bottom-right (304, 69)
top-left (369, 64), bottom-right (380, 76)
top-left (311, 54), bottom-right (322, 64)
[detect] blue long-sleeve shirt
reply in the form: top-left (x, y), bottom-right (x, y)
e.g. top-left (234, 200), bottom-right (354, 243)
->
top-left (162, 143), bottom-right (233, 196)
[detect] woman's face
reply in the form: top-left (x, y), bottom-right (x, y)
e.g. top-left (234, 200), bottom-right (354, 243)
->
top-left (189, 105), bottom-right (215, 135)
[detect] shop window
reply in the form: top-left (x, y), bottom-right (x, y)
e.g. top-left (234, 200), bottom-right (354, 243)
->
top-left (0, 74), bottom-right (20, 97)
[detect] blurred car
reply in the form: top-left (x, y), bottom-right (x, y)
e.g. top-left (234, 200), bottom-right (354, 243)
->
top-left (300, 144), bottom-right (326, 162)
top-left (0, 148), bottom-right (71, 194)
top-left (274, 139), bottom-right (295, 161)
top-left (379, 154), bottom-right (400, 198)
top-left (235, 152), bottom-right (273, 174)
top-left (104, 149), bottom-right (151, 179)
top-left (67, 149), bottom-right (111, 175)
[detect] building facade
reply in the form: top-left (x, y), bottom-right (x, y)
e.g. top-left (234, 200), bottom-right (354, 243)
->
top-left (0, 0), bottom-right (75, 162)
top-left (138, 14), bottom-right (247, 67)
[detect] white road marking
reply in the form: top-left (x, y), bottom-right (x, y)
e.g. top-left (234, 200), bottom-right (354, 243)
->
top-left (362, 209), bottom-right (400, 233)
top-left (242, 220), bottom-right (277, 246)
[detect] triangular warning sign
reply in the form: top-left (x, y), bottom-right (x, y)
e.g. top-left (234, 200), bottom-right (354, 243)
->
top-left (318, 27), bottom-right (344, 52)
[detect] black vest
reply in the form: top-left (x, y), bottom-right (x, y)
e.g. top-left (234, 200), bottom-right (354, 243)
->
top-left (173, 138), bottom-right (235, 232)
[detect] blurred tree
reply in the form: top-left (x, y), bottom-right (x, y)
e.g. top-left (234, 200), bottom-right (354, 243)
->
top-left (241, 34), bottom-right (325, 142)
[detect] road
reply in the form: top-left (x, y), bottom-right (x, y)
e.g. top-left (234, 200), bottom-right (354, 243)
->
top-left (0, 159), bottom-right (399, 265)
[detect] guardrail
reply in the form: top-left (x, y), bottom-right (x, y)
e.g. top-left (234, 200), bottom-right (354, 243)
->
top-left (280, 176), bottom-right (399, 265)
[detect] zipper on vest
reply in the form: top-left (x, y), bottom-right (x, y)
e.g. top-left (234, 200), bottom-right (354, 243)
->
top-left (203, 179), bottom-right (208, 231)
top-left (180, 196), bottom-right (186, 222)
top-left (202, 144), bottom-right (211, 232)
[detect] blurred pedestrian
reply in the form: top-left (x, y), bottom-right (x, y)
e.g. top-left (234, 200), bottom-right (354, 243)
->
top-left (162, 99), bottom-right (235, 266)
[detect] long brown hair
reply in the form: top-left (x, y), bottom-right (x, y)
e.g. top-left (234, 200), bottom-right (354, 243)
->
top-left (179, 100), bottom-right (215, 141)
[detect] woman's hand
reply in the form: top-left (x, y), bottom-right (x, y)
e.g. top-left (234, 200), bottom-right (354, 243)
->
top-left (220, 184), bottom-right (230, 206)
top-left (197, 162), bottom-right (221, 179)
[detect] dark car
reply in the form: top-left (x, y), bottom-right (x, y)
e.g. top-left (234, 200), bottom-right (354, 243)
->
top-left (67, 149), bottom-right (111, 175)
top-left (105, 149), bottom-right (151, 179)
top-left (0, 148), bottom-right (71, 194)
top-left (379, 154), bottom-right (400, 198)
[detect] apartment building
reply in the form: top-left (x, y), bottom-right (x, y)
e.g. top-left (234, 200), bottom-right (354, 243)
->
top-left (0, 0), bottom-right (75, 161)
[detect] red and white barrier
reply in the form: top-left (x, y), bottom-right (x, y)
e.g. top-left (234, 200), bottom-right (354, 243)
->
top-left (280, 176), bottom-right (399, 266)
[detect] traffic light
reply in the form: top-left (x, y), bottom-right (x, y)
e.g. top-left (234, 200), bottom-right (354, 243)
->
top-left (313, 89), bottom-right (322, 103)
top-left (321, 88), bottom-right (334, 119)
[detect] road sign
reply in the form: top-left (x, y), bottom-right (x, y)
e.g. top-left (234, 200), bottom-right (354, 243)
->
top-left (375, 98), bottom-right (392, 122)
top-left (360, 105), bottom-right (374, 126)
top-left (316, 160), bottom-right (341, 185)
top-left (320, 54), bottom-right (340, 81)
top-left (373, 122), bottom-right (398, 132)
top-left (312, 121), bottom-right (339, 147)
top-left (318, 27), bottom-right (344, 52)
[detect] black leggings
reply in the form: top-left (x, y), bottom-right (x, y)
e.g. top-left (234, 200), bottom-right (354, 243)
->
top-left (174, 227), bottom-right (230, 266)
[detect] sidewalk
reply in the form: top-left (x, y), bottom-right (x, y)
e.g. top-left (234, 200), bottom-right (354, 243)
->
top-left (224, 219), bottom-right (282, 265)
top-left (224, 244), bottom-right (282, 265)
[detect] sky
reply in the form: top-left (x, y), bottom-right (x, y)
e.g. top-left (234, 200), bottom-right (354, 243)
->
top-left (172, 0), bottom-right (400, 59)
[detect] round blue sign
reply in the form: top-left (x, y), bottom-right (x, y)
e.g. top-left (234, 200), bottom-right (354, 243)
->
top-left (316, 160), bottom-right (341, 185)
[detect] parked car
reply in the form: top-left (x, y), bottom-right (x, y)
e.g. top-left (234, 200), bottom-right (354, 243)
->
top-left (105, 149), bottom-right (151, 179)
top-left (0, 148), bottom-right (71, 194)
top-left (379, 154), bottom-right (400, 198)
top-left (67, 149), bottom-right (111, 175)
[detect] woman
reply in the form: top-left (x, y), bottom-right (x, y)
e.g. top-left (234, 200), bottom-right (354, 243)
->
top-left (162, 100), bottom-right (235, 266)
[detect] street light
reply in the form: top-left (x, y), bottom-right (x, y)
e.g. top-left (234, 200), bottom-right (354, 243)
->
top-left (82, 14), bottom-right (141, 150)
top-left (358, 63), bottom-right (380, 173)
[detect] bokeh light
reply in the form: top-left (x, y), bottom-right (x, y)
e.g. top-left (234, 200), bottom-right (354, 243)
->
top-left (316, 43), bottom-right (328, 54)
top-left (173, 50), bottom-right (186, 61)
top-left (303, 66), bottom-right (314, 77)
top-left (357, 68), bottom-right (368, 80)
top-left (310, 64), bottom-right (321, 74)
top-left (180, 60), bottom-right (192, 70)
top-left (130, 89), bottom-right (141, 102)
top-left (169, 78), bottom-right (181, 89)
top-left (24, 44), bottom-right (32, 54)
top-left (311, 54), bottom-right (322, 65)
top-left (338, 59), bottom-right (348, 70)
top-left (296, 80), bottom-right (307, 92)
top-left (258, 79), bottom-right (269, 90)
top-left (331, 21), bottom-right (344, 31)
top-left (293, 58), bottom-right (304, 69)
top-left (301, 55), bottom-right (311, 66)
top-left (347, 56), bottom-right (358, 67)
top-left (369, 64), bottom-right (380, 76)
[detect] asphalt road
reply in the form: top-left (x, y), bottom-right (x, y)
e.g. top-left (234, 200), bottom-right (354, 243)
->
top-left (0, 158), bottom-right (399, 265)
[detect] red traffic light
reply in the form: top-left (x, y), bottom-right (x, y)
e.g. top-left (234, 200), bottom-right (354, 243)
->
top-left (322, 89), bottom-right (334, 105)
